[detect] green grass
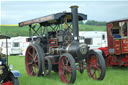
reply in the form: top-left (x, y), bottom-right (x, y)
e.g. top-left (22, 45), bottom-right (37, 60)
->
top-left (0, 24), bottom-right (106, 37)
top-left (79, 24), bottom-right (106, 31)
top-left (8, 56), bottom-right (128, 85)
top-left (0, 26), bottom-right (29, 37)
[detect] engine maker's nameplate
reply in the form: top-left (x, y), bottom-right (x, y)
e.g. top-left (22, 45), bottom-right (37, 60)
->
top-left (79, 44), bottom-right (87, 54)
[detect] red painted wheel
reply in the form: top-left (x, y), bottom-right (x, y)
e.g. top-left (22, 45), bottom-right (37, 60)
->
top-left (86, 51), bottom-right (106, 80)
top-left (25, 44), bottom-right (44, 76)
top-left (59, 53), bottom-right (76, 84)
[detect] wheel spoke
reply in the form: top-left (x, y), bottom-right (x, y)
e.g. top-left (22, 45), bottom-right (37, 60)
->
top-left (33, 54), bottom-right (38, 62)
top-left (31, 66), bottom-right (34, 75)
top-left (28, 51), bottom-right (32, 56)
top-left (66, 66), bottom-right (71, 73)
top-left (96, 63), bottom-right (101, 68)
top-left (29, 56), bottom-right (33, 60)
top-left (89, 69), bottom-right (93, 78)
top-left (28, 51), bottom-right (33, 60)
top-left (98, 69), bottom-right (101, 75)
top-left (65, 70), bottom-right (69, 80)
top-left (34, 63), bottom-right (38, 68)
top-left (33, 65), bottom-right (38, 74)
top-left (32, 47), bottom-right (35, 55)
top-left (63, 57), bottom-right (71, 81)
top-left (65, 57), bottom-right (69, 66)
top-left (93, 69), bottom-right (97, 79)
top-left (34, 53), bottom-right (38, 60)
top-left (27, 62), bottom-right (32, 66)
top-left (32, 47), bottom-right (36, 59)
top-left (62, 58), bottom-right (66, 68)
top-left (34, 60), bottom-right (38, 63)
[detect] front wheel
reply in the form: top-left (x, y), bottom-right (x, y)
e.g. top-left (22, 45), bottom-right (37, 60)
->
top-left (59, 53), bottom-right (76, 84)
top-left (86, 50), bottom-right (106, 80)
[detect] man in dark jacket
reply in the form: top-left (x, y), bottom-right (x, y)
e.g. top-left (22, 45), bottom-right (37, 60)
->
top-left (123, 22), bottom-right (127, 36)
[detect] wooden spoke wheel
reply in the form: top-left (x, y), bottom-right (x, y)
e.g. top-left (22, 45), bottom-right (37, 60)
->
top-left (86, 51), bottom-right (106, 80)
top-left (59, 53), bottom-right (76, 84)
top-left (25, 44), bottom-right (44, 76)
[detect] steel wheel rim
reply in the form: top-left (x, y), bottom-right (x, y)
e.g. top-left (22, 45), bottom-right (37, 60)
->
top-left (59, 56), bottom-right (72, 83)
top-left (25, 46), bottom-right (39, 76)
top-left (87, 54), bottom-right (101, 80)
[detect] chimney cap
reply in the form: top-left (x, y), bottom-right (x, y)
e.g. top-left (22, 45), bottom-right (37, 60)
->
top-left (70, 5), bottom-right (79, 8)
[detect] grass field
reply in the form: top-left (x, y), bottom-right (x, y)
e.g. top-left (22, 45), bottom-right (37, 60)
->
top-left (0, 24), bottom-right (106, 37)
top-left (8, 56), bottom-right (128, 85)
top-left (0, 25), bottom-right (29, 37)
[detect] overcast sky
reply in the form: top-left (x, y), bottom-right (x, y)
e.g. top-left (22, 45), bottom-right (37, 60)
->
top-left (1, 1), bottom-right (128, 24)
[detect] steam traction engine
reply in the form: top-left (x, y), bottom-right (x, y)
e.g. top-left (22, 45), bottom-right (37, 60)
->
top-left (99, 19), bottom-right (128, 66)
top-left (19, 6), bottom-right (106, 84)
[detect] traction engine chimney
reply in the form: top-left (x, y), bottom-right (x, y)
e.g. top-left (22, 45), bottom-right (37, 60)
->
top-left (70, 5), bottom-right (79, 41)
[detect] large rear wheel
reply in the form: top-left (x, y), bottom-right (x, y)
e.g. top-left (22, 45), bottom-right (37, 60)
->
top-left (25, 44), bottom-right (44, 76)
top-left (86, 50), bottom-right (106, 80)
top-left (59, 53), bottom-right (76, 84)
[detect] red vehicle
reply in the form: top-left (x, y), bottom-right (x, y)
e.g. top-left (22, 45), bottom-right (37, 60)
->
top-left (99, 19), bottom-right (128, 66)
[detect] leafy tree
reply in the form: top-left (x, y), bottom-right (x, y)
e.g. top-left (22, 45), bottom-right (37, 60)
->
top-left (78, 21), bottom-right (84, 24)
top-left (85, 20), bottom-right (106, 26)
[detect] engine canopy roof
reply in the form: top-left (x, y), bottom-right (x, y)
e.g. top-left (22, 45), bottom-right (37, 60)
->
top-left (19, 12), bottom-right (87, 27)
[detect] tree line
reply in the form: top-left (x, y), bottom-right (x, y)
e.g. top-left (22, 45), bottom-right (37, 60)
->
top-left (79, 20), bottom-right (107, 26)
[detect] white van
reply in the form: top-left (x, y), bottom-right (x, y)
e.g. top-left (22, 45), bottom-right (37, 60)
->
top-left (79, 31), bottom-right (107, 49)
